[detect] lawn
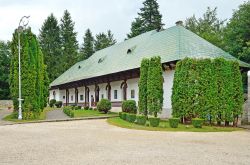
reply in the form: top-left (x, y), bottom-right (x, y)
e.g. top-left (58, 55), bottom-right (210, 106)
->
top-left (72, 110), bottom-right (118, 118)
top-left (107, 117), bottom-right (243, 132)
top-left (3, 107), bottom-right (55, 122)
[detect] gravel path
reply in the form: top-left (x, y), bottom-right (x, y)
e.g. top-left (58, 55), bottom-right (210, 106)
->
top-left (0, 119), bottom-right (249, 165)
top-left (46, 109), bottom-right (69, 120)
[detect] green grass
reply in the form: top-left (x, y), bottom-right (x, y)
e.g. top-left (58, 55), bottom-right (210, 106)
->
top-left (107, 117), bottom-right (243, 132)
top-left (3, 107), bottom-right (56, 123)
top-left (72, 110), bottom-right (118, 118)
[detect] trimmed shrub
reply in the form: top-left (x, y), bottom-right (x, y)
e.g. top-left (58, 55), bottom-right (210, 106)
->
top-left (126, 113), bottom-right (136, 123)
top-left (121, 112), bottom-right (127, 120)
top-left (172, 57), bottom-right (244, 125)
top-left (89, 107), bottom-right (93, 110)
top-left (192, 118), bottom-right (204, 128)
top-left (55, 101), bottom-right (62, 108)
top-left (169, 118), bottom-right (180, 128)
top-left (63, 106), bottom-right (74, 117)
top-left (97, 99), bottom-right (111, 114)
top-left (122, 100), bottom-right (137, 114)
top-left (84, 106), bottom-right (89, 110)
top-left (148, 117), bottom-right (160, 127)
top-left (119, 112), bottom-right (123, 118)
top-left (49, 99), bottom-right (56, 107)
top-left (147, 56), bottom-right (163, 117)
top-left (136, 115), bottom-right (147, 125)
top-left (75, 106), bottom-right (81, 110)
top-left (139, 58), bottom-right (149, 116)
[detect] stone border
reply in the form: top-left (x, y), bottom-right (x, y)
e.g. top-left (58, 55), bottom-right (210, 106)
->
top-left (0, 115), bottom-right (118, 126)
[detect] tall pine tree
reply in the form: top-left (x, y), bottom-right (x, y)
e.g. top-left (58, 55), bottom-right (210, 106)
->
top-left (94, 30), bottom-right (116, 51)
top-left (185, 7), bottom-right (226, 49)
top-left (79, 28), bottom-right (94, 60)
top-left (127, 0), bottom-right (163, 38)
top-left (39, 13), bottom-right (62, 82)
top-left (60, 10), bottom-right (79, 71)
top-left (224, 1), bottom-right (250, 64)
top-left (0, 41), bottom-right (10, 99)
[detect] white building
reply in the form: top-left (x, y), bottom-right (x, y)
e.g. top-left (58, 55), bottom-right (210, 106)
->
top-left (49, 22), bottom-right (249, 118)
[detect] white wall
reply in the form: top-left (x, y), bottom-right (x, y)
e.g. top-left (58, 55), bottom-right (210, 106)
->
top-left (88, 85), bottom-right (95, 106)
top-left (99, 83), bottom-right (107, 99)
top-left (161, 70), bottom-right (175, 118)
top-left (78, 86), bottom-right (85, 103)
top-left (68, 88), bottom-right (75, 104)
top-left (127, 78), bottom-right (139, 104)
top-left (49, 89), bottom-right (60, 101)
top-left (59, 90), bottom-right (66, 103)
top-left (110, 80), bottom-right (123, 102)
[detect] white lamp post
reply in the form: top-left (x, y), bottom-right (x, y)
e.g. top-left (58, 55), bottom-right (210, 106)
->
top-left (17, 16), bottom-right (30, 120)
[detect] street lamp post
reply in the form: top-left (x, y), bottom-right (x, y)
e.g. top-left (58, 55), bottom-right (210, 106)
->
top-left (17, 16), bottom-right (30, 120)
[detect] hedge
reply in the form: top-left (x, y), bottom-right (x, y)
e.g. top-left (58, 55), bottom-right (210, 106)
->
top-left (121, 112), bottom-right (127, 120)
top-left (126, 113), bottom-right (136, 123)
top-left (136, 115), bottom-right (147, 125)
top-left (192, 118), bottom-right (204, 128)
top-left (147, 56), bottom-right (163, 117)
top-left (171, 57), bottom-right (244, 125)
top-left (63, 106), bottom-right (74, 117)
top-left (169, 118), bottom-right (180, 128)
top-left (122, 100), bottom-right (137, 114)
top-left (148, 117), bottom-right (160, 127)
top-left (139, 58), bottom-right (149, 116)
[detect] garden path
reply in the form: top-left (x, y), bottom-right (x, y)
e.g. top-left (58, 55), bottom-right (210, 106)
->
top-left (46, 109), bottom-right (69, 120)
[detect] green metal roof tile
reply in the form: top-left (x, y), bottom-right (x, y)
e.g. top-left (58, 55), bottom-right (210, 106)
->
top-left (50, 25), bottom-right (250, 87)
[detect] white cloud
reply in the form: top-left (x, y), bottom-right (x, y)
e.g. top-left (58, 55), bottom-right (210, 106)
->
top-left (0, 0), bottom-right (246, 44)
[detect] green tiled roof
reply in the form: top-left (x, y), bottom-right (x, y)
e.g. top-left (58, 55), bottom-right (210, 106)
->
top-left (50, 25), bottom-right (249, 87)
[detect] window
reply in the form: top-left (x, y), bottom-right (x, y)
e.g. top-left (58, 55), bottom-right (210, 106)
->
top-left (101, 94), bottom-right (104, 99)
top-left (114, 90), bottom-right (118, 99)
top-left (131, 90), bottom-right (135, 99)
top-left (63, 96), bottom-right (65, 99)
top-left (80, 95), bottom-right (84, 101)
top-left (71, 95), bottom-right (73, 101)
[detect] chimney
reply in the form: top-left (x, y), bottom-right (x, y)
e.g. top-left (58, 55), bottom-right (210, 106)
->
top-left (175, 20), bottom-right (183, 26)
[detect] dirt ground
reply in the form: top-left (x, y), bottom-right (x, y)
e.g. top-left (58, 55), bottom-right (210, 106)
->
top-left (0, 119), bottom-right (249, 165)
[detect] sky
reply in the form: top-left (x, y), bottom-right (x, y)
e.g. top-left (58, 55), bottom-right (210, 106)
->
top-left (0, 0), bottom-right (247, 44)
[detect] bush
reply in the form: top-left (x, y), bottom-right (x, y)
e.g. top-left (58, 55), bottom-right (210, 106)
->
top-left (126, 113), bottom-right (136, 123)
top-left (22, 111), bottom-right (40, 120)
top-left (49, 99), bottom-right (56, 107)
top-left (97, 99), bottom-right (111, 114)
top-left (75, 106), bottom-right (81, 110)
top-left (169, 118), bottom-right (180, 128)
top-left (119, 112), bottom-right (123, 118)
top-left (136, 115), bottom-right (147, 125)
top-left (84, 106), bottom-right (89, 110)
top-left (121, 112), bottom-right (127, 120)
top-left (55, 101), bottom-right (62, 108)
top-left (63, 106), bottom-right (74, 117)
top-left (148, 117), bottom-right (160, 127)
top-left (192, 118), bottom-right (204, 128)
top-left (122, 100), bottom-right (137, 114)
top-left (89, 107), bottom-right (93, 110)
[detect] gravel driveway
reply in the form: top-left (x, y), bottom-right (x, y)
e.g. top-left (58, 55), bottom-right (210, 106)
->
top-left (0, 119), bottom-right (249, 165)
